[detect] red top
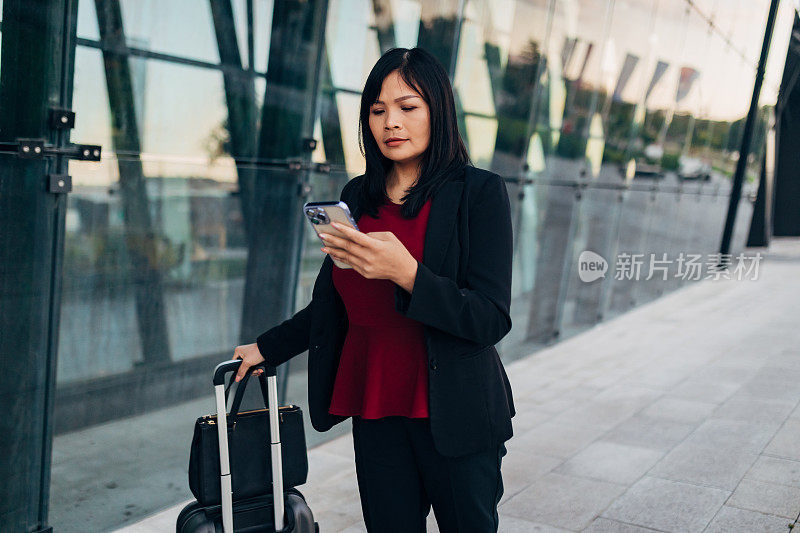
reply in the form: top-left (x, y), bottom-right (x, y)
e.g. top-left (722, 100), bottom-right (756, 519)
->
top-left (328, 198), bottom-right (432, 419)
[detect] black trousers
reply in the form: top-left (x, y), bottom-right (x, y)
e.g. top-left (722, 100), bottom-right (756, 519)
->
top-left (351, 415), bottom-right (507, 532)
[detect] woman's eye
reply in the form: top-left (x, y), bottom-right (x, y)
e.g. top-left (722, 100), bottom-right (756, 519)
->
top-left (370, 107), bottom-right (416, 115)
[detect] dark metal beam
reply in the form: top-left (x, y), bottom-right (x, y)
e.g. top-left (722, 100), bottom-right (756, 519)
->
top-left (209, 0), bottom-right (258, 241)
top-left (76, 36), bottom-right (269, 77)
top-left (720, 0), bottom-right (781, 256)
top-left (0, 0), bottom-right (73, 530)
top-left (238, 0), bottom-right (330, 404)
top-left (94, 0), bottom-right (172, 365)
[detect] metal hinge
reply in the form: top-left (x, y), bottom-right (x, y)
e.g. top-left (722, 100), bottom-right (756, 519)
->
top-left (48, 174), bottom-right (72, 193)
top-left (0, 108), bottom-right (103, 194)
top-left (50, 108), bottom-right (76, 130)
top-left (0, 138), bottom-right (102, 162)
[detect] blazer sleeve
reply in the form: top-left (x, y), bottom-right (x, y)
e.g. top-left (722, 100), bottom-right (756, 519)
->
top-left (394, 173), bottom-right (513, 347)
top-left (255, 176), bottom-right (358, 366)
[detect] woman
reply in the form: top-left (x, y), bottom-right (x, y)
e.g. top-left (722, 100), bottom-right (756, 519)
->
top-left (232, 47), bottom-right (516, 532)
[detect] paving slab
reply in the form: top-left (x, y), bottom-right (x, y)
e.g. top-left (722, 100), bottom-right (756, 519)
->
top-left (495, 516), bottom-right (573, 532)
top-left (601, 476), bottom-right (730, 532)
top-left (646, 441), bottom-right (759, 491)
top-left (508, 418), bottom-right (610, 459)
top-left (763, 418), bottom-right (800, 461)
top-left (639, 397), bottom-right (719, 424)
top-left (680, 417), bottom-right (783, 454)
top-left (666, 378), bottom-right (740, 405)
top-left (743, 455), bottom-right (800, 488)
top-left (551, 441), bottom-right (665, 485)
top-left (602, 414), bottom-right (700, 452)
top-left (703, 506), bottom-right (791, 533)
top-left (500, 472), bottom-right (628, 531)
top-left (498, 448), bottom-right (563, 506)
top-left (710, 393), bottom-right (797, 424)
top-left (726, 478), bottom-right (800, 520)
top-left (584, 517), bottom-right (666, 532)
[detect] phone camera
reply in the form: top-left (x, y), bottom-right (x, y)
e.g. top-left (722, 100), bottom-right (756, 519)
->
top-left (305, 207), bottom-right (330, 225)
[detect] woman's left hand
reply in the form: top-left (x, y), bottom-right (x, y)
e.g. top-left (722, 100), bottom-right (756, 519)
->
top-left (319, 222), bottom-right (417, 289)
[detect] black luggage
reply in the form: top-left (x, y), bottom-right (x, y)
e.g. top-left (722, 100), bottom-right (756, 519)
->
top-left (176, 360), bottom-right (318, 532)
top-left (176, 488), bottom-right (316, 533)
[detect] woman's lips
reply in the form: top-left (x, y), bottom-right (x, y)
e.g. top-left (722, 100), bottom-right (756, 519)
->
top-left (385, 139), bottom-right (408, 147)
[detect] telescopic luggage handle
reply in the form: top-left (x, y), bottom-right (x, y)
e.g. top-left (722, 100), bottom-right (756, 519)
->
top-left (214, 359), bottom-right (277, 385)
top-left (212, 360), bottom-right (285, 532)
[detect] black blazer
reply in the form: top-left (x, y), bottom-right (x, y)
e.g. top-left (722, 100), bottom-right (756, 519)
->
top-left (257, 164), bottom-right (516, 458)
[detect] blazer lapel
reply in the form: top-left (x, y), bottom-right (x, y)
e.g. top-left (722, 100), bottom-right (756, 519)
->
top-left (423, 179), bottom-right (463, 275)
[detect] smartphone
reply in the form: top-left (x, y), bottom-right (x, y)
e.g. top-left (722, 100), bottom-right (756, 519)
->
top-left (303, 201), bottom-right (360, 269)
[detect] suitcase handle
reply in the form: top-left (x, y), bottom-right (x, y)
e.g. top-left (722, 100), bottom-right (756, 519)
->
top-left (212, 359), bottom-right (285, 532)
top-left (214, 359), bottom-right (277, 385)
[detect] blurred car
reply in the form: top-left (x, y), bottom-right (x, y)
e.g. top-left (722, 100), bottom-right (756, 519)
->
top-left (633, 161), bottom-right (665, 179)
top-left (678, 156), bottom-right (712, 181)
top-left (633, 144), bottom-right (666, 179)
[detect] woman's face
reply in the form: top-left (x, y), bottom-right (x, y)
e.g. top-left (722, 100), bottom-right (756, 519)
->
top-left (368, 70), bottom-right (430, 169)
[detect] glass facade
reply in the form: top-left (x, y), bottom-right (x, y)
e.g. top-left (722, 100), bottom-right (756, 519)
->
top-left (0, 0), bottom-right (795, 531)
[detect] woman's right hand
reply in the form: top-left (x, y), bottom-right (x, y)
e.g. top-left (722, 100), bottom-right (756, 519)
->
top-left (231, 343), bottom-right (266, 382)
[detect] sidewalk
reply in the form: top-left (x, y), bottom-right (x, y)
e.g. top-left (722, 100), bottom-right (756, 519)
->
top-left (122, 238), bottom-right (800, 532)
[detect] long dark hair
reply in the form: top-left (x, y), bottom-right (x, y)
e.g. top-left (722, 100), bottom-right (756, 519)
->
top-left (357, 47), bottom-right (471, 219)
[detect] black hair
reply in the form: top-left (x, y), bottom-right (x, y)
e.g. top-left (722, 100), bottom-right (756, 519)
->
top-left (356, 47), bottom-right (471, 219)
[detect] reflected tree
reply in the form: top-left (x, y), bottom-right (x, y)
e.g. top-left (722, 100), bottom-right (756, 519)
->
top-left (209, 0), bottom-right (328, 349)
top-left (487, 39), bottom-right (544, 169)
top-left (94, 0), bottom-right (171, 365)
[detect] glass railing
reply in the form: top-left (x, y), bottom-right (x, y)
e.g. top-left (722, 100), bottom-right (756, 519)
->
top-left (497, 170), bottom-right (754, 361)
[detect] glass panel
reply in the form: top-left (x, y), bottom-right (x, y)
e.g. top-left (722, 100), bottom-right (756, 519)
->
top-left (561, 187), bottom-right (619, 336)
top-left (60, 158), bottom-right (245, 382)
top-left (502, 175), bottom-right (536, 360)
top-left (631, 187), bottom-right (680, 307)
top-left (732, 194), bottom-right (755, 255)
top-left (606, 187), bottom-right (651, 319)
top-left (77, 0), bottom-right (275, 71)
top-left (550, 0), bottom-right (615, 171)
top-left (522, 180), bottom-right (578, 344)
top-left (505, 180), bottom-right (565, 356)
top-left (135, 1), bottom-right (220, 63)
top-left (322, 0), bottom-right (385, 174)
top-left (50, 0), bottom-right (327, 529)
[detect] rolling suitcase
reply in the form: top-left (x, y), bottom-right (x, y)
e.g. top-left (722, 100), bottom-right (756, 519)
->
top-left (176, 360), bottom-right (319, 532)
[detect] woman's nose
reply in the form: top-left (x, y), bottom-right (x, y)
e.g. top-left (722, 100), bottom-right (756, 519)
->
top-left (384, 110), bottom-right (401, 129)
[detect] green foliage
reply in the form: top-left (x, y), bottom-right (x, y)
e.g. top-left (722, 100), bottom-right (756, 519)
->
top-left (556, 131), bottom-right (587, 159)
top-left (601, 145), bottom-right (627, 164)
top-left (661, 152), bottom-right (680, 171)
top-left (63, 229), bottom-right (188, 290)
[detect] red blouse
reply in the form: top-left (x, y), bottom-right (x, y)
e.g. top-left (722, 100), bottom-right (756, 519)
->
top-left (328, 197), bottom-right (432, 419)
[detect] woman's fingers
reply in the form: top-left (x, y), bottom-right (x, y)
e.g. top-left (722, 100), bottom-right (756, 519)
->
top-left (330, 222), bottom-right (370, 246)
top-left (235, 363), bottom-right (248, 382)
top-left (319, 232), bottom-right (345, 248)
top-left (231, 345), bottom-right (263, 381)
